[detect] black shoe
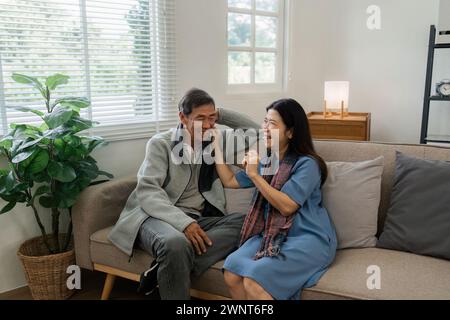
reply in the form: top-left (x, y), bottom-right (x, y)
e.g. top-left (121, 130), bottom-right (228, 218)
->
top-left (137, 260), bottom-right (159, 296)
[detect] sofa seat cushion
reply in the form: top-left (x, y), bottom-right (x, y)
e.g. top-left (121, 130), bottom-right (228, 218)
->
top-left (304, 248), bottom-right (450, 300)
top-left (90, 226), bottom-right (154, 275)
top-left (193, 248), bottom-right (450, 300)
top-left (90, 228), bottom-right (450, 300)
top-left (191, 260), bottom-right (230, 297)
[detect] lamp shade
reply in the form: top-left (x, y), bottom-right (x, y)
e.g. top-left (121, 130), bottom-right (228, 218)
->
top-left (324, 81), bottom-right (349, 109)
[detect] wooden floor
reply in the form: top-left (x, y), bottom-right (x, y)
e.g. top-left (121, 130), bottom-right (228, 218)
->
top-left (0, 269), bottom-right (161, 300)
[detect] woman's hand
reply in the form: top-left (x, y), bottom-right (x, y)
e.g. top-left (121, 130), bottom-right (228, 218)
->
top-left (243, 149), bottom-right (260, 179)
top-left (243, 149), bottom-right (300, 216)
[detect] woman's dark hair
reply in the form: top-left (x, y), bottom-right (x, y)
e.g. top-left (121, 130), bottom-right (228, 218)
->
top-left (266, 98), bottom-right (328, 186)
top-left (178, 88), bottom-right (215, 116)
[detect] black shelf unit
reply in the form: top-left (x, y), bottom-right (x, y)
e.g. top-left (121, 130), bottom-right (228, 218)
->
top-left (420, 25), bottom-right (450, 144)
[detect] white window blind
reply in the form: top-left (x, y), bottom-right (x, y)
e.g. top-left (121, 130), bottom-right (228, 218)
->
top-left (0, 0), bottom-right (178, 141)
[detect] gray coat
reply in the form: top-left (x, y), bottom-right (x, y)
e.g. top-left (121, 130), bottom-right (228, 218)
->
top-left (108, 108), bottom-right (260, 256)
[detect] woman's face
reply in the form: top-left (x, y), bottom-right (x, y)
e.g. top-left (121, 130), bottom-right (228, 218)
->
top-left (262, 109), bottom-right (293, 150)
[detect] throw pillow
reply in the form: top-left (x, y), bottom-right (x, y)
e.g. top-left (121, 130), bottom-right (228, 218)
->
top-left (377, 152), bottom-right (450, 260)
top-left (322, 157), bottom-right (384, 249)
top-left (224, 187), bottom-right (255, 215)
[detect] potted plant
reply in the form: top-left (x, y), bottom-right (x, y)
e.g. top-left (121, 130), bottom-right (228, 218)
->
top-left (0, 73), bottom-right (113, 299)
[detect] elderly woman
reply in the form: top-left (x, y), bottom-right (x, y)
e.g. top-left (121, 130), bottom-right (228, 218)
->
top-left (214, 99), bottom-right (337, 300)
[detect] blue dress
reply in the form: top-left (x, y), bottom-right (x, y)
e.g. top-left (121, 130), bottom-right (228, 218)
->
top-left (223, 156), bottom-right (338, 300)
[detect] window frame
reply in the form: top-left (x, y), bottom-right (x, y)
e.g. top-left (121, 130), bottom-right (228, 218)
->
top-left (226, 0), bottom-right (287, 94)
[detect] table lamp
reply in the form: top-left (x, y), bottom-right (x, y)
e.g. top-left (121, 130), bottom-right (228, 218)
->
top-left (324, 81), bottom-right (350, 119)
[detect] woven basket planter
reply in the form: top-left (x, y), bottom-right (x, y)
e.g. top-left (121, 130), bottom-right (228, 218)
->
top-left (17, 235), bottom-right (75, 300)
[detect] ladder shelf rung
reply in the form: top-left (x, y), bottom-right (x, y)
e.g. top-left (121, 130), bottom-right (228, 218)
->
top-left (426, 135), bottom-right (450, 144)
top-left (429, 96), bottom-right (450, 101)
top-left (434, 43), bottom-right (450, 49)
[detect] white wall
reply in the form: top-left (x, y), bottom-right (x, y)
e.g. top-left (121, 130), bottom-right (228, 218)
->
top-left (0, 0), bottom-right (446, 293)
top-left (177, 0), bottom-right (442, 143)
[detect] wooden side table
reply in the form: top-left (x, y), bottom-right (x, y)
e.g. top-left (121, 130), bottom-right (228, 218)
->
top-left (307, 112), bottom-right (371, 141)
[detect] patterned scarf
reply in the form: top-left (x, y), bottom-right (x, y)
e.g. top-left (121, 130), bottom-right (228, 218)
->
top-left (239, 153), bottom-right (298, 260)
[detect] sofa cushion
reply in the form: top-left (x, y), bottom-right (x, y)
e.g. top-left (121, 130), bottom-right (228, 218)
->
top-left (90, 226), bottom-right (154, 275)
top-left (193, 247), bottom-right (450, 300)
top-left (377, 152), bottom-right (450, 260)
top-left (224, 187), bottom-right (255, 215)
top-left (90, 228), bottom-right (450, 300)
top-left (322, 157), bottom-right (384, 249)
top-left (224, 166), bottom-right (256, 215)
top-left (304, 248), bottom-right (450, 300)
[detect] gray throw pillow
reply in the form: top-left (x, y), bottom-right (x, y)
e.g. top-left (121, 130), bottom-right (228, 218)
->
top-left (377, 152), bottom-right (450, 260)
top-left (224, 166), bottom-right (255, 215)
top-left (322, 157), bottom-right (384, 249)
top-left (224, 188), bottom-right (255, 215)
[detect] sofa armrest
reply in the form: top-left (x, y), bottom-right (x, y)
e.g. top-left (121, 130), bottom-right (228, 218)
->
top-left (72, 175), bottom-right (137, 270)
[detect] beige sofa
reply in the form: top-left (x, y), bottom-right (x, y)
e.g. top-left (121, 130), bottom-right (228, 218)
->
top-left (72, 140), bottom-right (450, 300)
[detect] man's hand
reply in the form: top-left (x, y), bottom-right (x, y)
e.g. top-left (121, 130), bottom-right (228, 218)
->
top-left (184, 222), bottom-right (212, 255)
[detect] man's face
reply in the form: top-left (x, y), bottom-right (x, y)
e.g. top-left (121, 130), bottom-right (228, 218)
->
top-left (179, 103), bottom-right (217, 141)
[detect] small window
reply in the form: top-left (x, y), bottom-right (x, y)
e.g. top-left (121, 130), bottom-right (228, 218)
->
top-left (227, 0), bottom-right (286, 92)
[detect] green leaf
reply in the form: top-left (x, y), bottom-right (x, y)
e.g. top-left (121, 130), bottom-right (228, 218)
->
top-left (2, 190), bottom-right (27, 203)
top-left (11, 124), bottom-right (41, 137)
top-left (39, 196), bottom-right (57, 208)
top-left (10, 126), bottom-right (41, 147)
top-left (17, 137), bottom-right (44, 152)
top-left (76, 176), bottom-right (93, 190)
top-left (47, 161), bottom-right (76, 182)
top-left (64, 116), bottom-right (96, 133)
top-left (0, 202), bottom-right (16, 214)
top-left (43, 127), bottom-right (70, 140)
top-left (11, 149), bottom-right (35, 164)
top-left (98, 170), bottom-right (114, 179)
top-left (11, 73), bottom-right (45, 96)
top-left (30, 171), bottom-right (51, 183)
top-left (54, 97), bottom-right (90, 112)
top-left (17, 144), bottom-right (40, 168)
top-left (6, 106), bottom-right (44, 117)
top-left (0, 171), bottom-right (16, 193)
top-left (10, 123), bottom-right (40, 131)
top-left (45, 74), bottom-right (69, 90)
top-left (44, 105), bottom-right (73, 129)
top-left (32, 185), bottom-right (51, 201)
top-left (82, 136), bottom-right (107, 153)
top-left (0, 136), bottom-right (13, 149)
top-left (64, 135), bottom-right (81, 146)
top-left (28, 149), bottom-right (50, 174)
top-left (56, 192), bottom-right (78, 209)
top-left (39, 123), bottom-right (49, 132)
top-left (35, 185), bottom-right (51, 196)
top-left (12, 182), bottom-right (29, 193)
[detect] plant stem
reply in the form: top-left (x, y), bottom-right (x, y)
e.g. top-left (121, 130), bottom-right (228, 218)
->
top-left (5, 149), bottom-right (54, 254)
top-left (63, 207), bottom-right (72, 252)
top-left (30, 201), bottom-right (54, 254)
top-left (45, 86), bottom-right (51, 113)
top-left (51, 207), bottom-right (60, 253)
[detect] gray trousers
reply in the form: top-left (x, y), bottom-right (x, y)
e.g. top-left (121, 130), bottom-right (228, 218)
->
top-left (137, 213), bottom-right (245, 300)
